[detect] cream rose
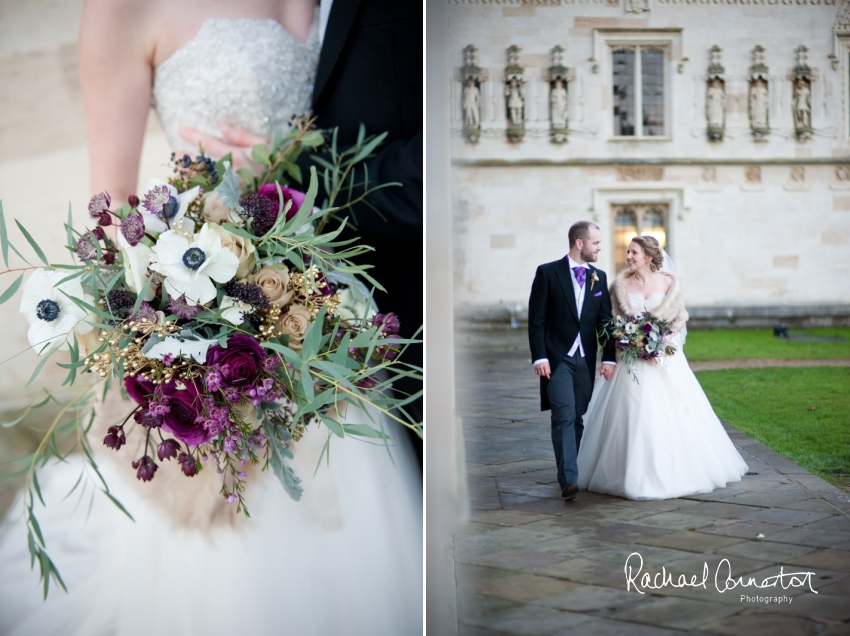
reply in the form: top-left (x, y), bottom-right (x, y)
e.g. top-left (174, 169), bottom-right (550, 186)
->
top-left (208, 223), bottom-right (256, 279)
top-left (202, 191), bottom-right (240, 226)
top-left (277, 303), bottom-right (312, 351)
top-left (248, 265), bottom-right (294, 307)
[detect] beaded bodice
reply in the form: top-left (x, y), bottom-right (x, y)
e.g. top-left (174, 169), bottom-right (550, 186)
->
top-left (152, 17), bottom-right (320, 150)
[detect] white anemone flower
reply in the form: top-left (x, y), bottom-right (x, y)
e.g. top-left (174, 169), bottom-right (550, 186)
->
top-left (20, 269), bottom-right (95, 354)
top-left (138, 178), bottom-right (200, 234)
top-left (117, 232), bottom-right (156, 301)
top-left (149, 223), bottom-right (239, 305)
top-left (219, 295), bottom-right (252, 325)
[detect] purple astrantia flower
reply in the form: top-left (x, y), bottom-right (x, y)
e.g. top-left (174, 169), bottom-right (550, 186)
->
top-left (134, 409), bottom-right (163, 428)
top-left (128, 194), bottom-right (140, 209)
top-left (356, 375), bottom-right (378, 393)
top-left (372, 312), bottom-right (400, 336)
top-left (132, 455), bottom-right (158, 481)
top-left (76, 234), bottom-right (97, 262)
top-left (159, 381), bottom-right (210, 446)
top-left (97, 212), bottom-right (112, 227)
top-left (120, 211), bottom-right (146, 246)
top-left (88, 192), bottom-right (111, 218)
top-left (103, 425), bottom-right (126, 450)
top-left (142, 184), bottom-right (173, 217)
top-left (157, 438), bottom-right (181, 461)
top-left (178, 452), bottom-right (199, 477)
top-left (204, 334), bottom-right (267, 393)
top-left (257, 183), bottom-right (307, 222)
top-left (129, 301), bottom-right (157, 323)
top-left (377, 334), bottom-right (402, 361)
top-left (168, 295), bottom-right (202, 320)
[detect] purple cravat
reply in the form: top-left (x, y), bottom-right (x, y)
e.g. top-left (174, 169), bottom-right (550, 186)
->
top-left (572, 266), bottom-right (586, 288)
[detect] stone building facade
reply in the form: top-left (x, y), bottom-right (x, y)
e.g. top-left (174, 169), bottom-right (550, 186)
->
top-left (449, 0), bottom-right (850, 327)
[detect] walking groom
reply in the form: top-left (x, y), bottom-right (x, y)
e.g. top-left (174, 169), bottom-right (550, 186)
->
top-left (528, 221), bottom-right (617, 500)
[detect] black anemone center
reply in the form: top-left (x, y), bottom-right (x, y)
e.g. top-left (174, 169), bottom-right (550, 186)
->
top-left (162, 196), bottom-right (179, 219)
top-left (36, 299), bottom-right (61, 322)
top-left (182, 247), bottom-right (206, 271)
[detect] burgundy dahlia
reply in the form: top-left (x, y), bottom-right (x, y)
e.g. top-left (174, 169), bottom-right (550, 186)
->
top-left (642, 322), bottom-right (653, 334)
top-left (103, 425), bottom-right (126, 450)
top-left (157, 438), bottom-right (181, 461)
top-left (132, 455), bottom-right (158, 482)
top-left (204, 334), bottom-right (267, 393)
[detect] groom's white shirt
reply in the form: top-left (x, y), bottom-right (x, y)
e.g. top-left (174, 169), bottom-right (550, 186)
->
top-left (532, 256), bottom-right (588, 368)
top-left (319, 0), bottom-right (334, 47)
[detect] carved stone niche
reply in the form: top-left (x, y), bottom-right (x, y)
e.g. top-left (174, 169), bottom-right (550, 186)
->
top-left (705, 46), bottom-right (726, 142)
top-left (792, 45), bottom-right (813, 142)
top-left (461, 45), bottom-right (482, 144)
top-left (504, 45), bottom-right (526, 143)
top-left (748, 46), bottom-right (770, 142)
top-left (549, 46), bottom-right (569, 144)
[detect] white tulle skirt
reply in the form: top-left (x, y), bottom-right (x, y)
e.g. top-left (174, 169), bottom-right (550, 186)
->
top-left (577, 350), bottom-right (748, 500)
top-left (0, 404), bottom-right (422, 636)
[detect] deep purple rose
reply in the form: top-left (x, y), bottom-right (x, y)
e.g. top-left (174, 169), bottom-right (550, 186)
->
top-left (124, 375), bottom-right (157, 406)
top-left (204, 334), bottom-right (267, 393)
top-left (257, 183), bottom-right (307, 221)
top-left (160, 381), bottom-right (210, 446)
top-left (642, 323), bottom-right (653, 334)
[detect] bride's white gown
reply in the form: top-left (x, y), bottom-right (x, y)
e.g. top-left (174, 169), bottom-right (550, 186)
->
top-left (0, 17), bottom-right (422, 636)
top-left (577, 293), bottom-right (748, 500)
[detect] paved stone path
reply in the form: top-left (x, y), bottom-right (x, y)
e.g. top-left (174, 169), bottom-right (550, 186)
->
top-left (453, 330), bottom-right (850, 636)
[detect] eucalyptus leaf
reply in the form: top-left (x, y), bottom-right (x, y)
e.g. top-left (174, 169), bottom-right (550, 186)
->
top-left (0, 272), bottom-right (24, 305)
top-left (263, 422), bottom-right (303, 501)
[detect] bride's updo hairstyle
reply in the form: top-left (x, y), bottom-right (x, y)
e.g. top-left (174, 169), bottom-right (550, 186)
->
top-left (630, 236), bottom-right (665, 272)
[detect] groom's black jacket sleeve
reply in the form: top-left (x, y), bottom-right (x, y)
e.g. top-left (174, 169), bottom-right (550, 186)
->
top-left (299, 0), bottom-right (423, 439)
top-left (528, 260), bottom-right (617, 411)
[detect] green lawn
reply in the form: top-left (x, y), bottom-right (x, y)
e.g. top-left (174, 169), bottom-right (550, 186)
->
top-left (696, 366), bottom-right (850, 491)
top-left (684, 327), bottom-right (850, 361)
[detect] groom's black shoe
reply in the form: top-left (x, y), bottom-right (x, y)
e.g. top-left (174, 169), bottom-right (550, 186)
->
top-left (561, 484), bottom-right (579, 501)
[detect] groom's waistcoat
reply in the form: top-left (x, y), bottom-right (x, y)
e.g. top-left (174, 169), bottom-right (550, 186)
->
top-left (527, 258), bottom-right (615, 411)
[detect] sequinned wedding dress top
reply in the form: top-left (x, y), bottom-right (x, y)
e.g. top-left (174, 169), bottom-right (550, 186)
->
top-left (0, 18), bottom-right (422, 636)
top-left (577, 290), bottom-right (748, 500)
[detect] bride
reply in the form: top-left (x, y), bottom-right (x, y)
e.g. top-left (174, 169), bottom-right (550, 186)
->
top-left (576, 236), bottom-right (748, 500)
top-left (0, 1), bottom-right (422, 634)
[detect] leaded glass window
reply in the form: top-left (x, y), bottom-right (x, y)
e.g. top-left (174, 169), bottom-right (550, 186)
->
top-left (612, 204), bottom-right (669, 271)
top-left (611, 45), bottom-right (666, 137)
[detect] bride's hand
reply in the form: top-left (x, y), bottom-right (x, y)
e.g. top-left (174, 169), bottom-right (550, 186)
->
top-left (177, 125), bottom-right (268, 172)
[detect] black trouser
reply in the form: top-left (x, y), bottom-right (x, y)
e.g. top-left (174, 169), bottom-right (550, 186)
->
top-left (547, 352), bottom-right (592, 489)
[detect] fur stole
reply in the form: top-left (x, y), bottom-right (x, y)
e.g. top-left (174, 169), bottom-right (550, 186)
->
top-left (610, 268), bottom-right (689, 333)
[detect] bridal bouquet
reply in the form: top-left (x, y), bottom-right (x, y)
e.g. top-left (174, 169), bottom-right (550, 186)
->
top-left (605, 312), bottom-right (677, 381)
top-left (0, 117), bottom-right (421, 596)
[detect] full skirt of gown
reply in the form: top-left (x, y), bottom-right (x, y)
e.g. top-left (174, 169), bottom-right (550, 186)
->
top-left (0, 394), bottom-right (423, 636)
top-left (577, 349), bottom-right (748, 500)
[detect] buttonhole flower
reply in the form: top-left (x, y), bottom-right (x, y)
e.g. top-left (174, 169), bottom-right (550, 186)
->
top-left (19, 269), bottom-right (95, 354)
top-left (138, 178), bottom-right (200, 233)
top-left (149, 223), bottom-right (239, 305)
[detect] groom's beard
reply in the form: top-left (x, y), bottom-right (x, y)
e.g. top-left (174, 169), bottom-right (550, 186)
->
top-left (580, 247), bottom-right (598, 263)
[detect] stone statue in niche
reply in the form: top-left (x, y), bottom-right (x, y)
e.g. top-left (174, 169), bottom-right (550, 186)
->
top-left (506, 78), bottom-right (523, 126)
top-left (504, 45), bottom-right (526, 143)
top-left (705, 45), bottom-right (726, 141)
top-left (792, 45), bottom-right (813, 141)
top-left (748, 45), bottom-right (770, 141)
top-left (463, 78), bottom-right (480, 128)
top-left (749, 80), bottom-right (769, 130)
top-left (793, 80), bottom-right (811, 130)
top-left (548, 45), bottom-right (569, 143)
top-left (461, 44), bottom-right (482, 143)
top-left (550, 80), bottom-right (568, 129)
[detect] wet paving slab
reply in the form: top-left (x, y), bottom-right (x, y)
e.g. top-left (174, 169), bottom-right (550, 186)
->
top-left (452, 329), bottom-right (850, 635)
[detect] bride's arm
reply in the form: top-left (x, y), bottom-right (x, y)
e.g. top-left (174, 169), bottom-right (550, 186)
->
top-left (79, 0), bottom-right (157, 201)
